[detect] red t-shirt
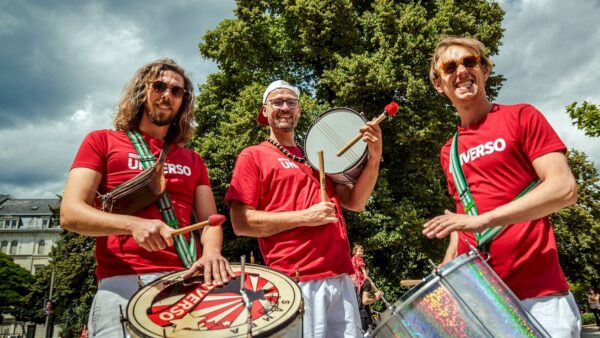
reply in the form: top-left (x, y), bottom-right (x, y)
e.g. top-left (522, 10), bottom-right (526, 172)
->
top-left (225, 142), bottom-right (354, 281)
top-left (440, 104), bottom-right (569, 299)
top-left (71, 129), bottom-right (210, 280)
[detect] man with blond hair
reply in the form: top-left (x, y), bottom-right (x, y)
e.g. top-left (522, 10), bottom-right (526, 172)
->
top-left (422, 36), bottom-right (580, 337)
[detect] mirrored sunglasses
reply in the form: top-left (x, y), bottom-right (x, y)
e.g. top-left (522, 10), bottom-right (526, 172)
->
top-left (438, 54), bottom-right (481, 75)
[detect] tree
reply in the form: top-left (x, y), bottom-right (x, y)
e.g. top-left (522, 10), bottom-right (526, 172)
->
top-left (26, 202), bottom-right (96, 337)
top-left (0, 252), bottom-right (35, 322)
top-left (193, 0), bottom-right (505, 299)
top-left (566, 101), bottom-right (600, 137)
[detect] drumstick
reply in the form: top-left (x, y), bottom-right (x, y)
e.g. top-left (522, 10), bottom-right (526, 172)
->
top-left (172, 214), bottom-right (226, 236)
top-left (318, 150), bottom-right (326, 202)
top-left (400, 279), bottom-right (422, 287)
top-left (336, 101), bottom-right (399, 157)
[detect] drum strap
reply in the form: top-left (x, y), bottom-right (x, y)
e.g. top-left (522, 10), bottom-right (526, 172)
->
top-left (127, 131), bottom-right (197, 268)
top-left (449, 132), bottom-right (539, 248)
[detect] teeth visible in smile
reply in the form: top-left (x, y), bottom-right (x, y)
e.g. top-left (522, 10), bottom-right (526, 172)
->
top-left (457, 80), bottom-right (473, 88)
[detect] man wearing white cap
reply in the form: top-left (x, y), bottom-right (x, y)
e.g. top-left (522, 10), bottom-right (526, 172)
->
top-left (226, 80), bottom-right (383, 337)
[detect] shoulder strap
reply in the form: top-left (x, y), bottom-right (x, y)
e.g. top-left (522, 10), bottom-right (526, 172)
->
top-left (126, 131), bottom-right (196, 268)
top-left (449, 132), bottom-right (539, 248)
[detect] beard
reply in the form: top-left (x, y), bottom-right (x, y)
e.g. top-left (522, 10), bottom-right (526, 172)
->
top-left (147, 110), bottom-right (175, 126)
top-left (269, 115), bottom-right (298, 131)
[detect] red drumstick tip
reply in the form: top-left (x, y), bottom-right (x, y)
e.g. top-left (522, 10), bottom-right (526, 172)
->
top-left (384, 102), bottom-right (399, 117)
top-left (208, 214), bottom-right (226, 226)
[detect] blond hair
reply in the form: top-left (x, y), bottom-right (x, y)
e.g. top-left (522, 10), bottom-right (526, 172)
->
top-left (352, 244), bottom-right (364, 255)
top-left (114, 58), bottom-right (195, 144)
top-left (429, 36), bottom-right (494, 86)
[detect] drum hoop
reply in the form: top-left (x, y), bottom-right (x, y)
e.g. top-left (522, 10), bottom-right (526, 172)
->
top-left (126, 264), bottom-right (302, 338)
top-left (304, 107), bottom-right (368, 174)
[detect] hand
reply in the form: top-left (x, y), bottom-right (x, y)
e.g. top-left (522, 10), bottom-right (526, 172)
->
top-left (304, 202), bottom-right (338, 226)
top-left (375, 291), bottom-right (384, 300)
top-left (130, 218), bottom-right (175, 251)
top-left (182, 251), bottom-right (235, 285)
top-left (423, 209), bottom-right (489, 239)
top-left (360, 120), bottom-right (382, 160)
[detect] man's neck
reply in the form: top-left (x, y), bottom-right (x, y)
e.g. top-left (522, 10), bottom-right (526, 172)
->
top-left (139, 115), bottom-right (169, 141)
top-left (269, 129), bottom-right (295, 147)
top-left (455, 99), bottom-right (493, 128)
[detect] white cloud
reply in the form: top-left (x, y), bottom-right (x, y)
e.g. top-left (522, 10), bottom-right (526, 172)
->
top-left (496, 0), bottom-right (600, 167)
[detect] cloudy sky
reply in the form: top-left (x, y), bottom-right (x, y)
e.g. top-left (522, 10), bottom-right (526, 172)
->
top-left (0, 0), bottom-right (598, 198)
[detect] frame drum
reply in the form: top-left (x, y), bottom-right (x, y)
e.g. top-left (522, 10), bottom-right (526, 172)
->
top-left (126, 264), bottom-right (302, 338)
top-left (304, 107), bottom-right (369, 184)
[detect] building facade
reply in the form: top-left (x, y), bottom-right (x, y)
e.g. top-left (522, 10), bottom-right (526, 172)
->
top-left (0, 195), bottom-right (62, 338)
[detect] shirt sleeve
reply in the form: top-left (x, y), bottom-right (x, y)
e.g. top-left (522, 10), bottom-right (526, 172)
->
top-left (194, 153), bottom-right (211, 187)
top-left (519, 104), bottom-right (567, 161)
top-left (70, 130), bottom-right (107, 174)
top-left (225, 150), bottom-right (261, 208)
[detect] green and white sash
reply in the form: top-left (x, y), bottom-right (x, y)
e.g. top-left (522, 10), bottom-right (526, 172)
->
top-left (127, 131), bottom-right (197, 267)
top-left (449, 132), bottom-right (539, 248)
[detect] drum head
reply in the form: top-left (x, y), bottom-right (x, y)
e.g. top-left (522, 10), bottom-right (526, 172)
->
top-left (126, 264), bottom-right (302, 337)
top-left (305, 108), bottom-right (368, 174)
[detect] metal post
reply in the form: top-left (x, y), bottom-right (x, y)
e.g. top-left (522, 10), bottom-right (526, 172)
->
top-left (44, 269), bottom-right (55, 338)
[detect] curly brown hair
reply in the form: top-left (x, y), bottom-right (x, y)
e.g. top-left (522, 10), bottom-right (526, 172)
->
top-left (114, 58), bottom-right (195, 144)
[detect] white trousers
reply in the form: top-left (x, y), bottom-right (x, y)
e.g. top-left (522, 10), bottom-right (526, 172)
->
top-left (522, 292), bottom-right (581, 338)
top-left (299, 274), bottom-right (362, 338)
top-left (87, 273), bottom-right (167, 338)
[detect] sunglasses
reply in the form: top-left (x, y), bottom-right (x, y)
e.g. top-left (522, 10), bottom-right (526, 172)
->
top-left (147, 80), bottom-right (187, 98)
top-left (438, 54), bottom-right (481, 75)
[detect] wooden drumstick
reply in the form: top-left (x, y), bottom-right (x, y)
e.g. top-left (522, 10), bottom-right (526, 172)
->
top-left (172, 214), bottom-right (226, 236)
top-left (318, 150), bottom-right (326, 202)
top-left (336, 101), bottom-right (399, 157)
top-left (400, 279), bottom-right (422, 287)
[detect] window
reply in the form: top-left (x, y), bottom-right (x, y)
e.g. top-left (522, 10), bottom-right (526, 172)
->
top-left (42, 219), bottom-right (49, 227)
top-left (0, 241), bottom-right (7, 253)
top-left (10, 240), bottom-right (18, 254)
top-left (38, 240), bottom-right (46, 255)
top-left (10, 219), bottom-right (17, 228)
top-left (34, 265), bottom-right (45, 274)
top-left (3, 219), bottom-right (9, 228)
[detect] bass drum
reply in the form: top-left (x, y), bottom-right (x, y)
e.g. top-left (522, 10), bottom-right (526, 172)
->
top-left (367, 250), bottom-right (550, 338)
top-left (125, 264), bottom-right (302, 338)
top-left (304, 107), bottom-right (368, 184)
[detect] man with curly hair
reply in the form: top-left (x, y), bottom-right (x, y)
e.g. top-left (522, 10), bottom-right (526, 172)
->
top-left (61, 59), bottom-right (233, 337)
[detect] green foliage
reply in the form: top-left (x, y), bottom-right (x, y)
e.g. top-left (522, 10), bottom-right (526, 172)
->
top-left (26, 230), bottom-right (96, 337)
top-left (193, 0), bottom-right (505, 300)
top-left (566, 101), bottom-right (600, 137)
top-left (0, 252), bottom-right (35, 320)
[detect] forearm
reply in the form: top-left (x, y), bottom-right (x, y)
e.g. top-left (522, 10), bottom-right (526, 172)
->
top-left (340, 157), bottom-right (380, 211)
top-left (60, 200), bottom-right (140, 236)
top-left (201, 225), bottom-right (224, 254)
top-left (480, 176), bottom-right (577, 230)
top-left (231, 206), bottom-right (316, 237)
